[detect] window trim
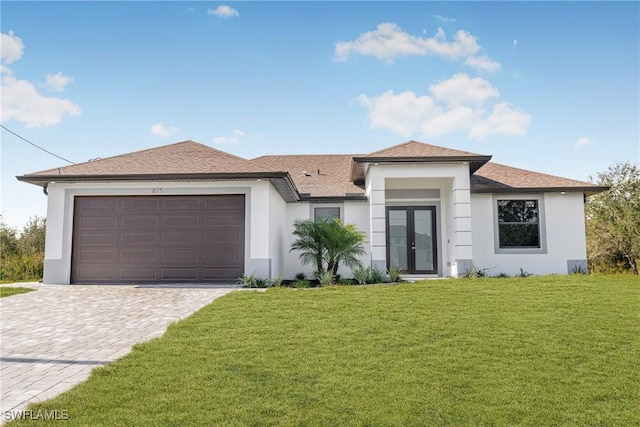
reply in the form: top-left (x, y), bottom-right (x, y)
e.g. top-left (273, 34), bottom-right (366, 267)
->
top-left (493, 195), bottom-right (547, 254)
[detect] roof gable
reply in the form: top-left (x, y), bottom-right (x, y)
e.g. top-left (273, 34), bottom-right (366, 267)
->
top-left (364, 140), bottom-right (486, 158)
top-left (27, 140), bottom-right (267, 176)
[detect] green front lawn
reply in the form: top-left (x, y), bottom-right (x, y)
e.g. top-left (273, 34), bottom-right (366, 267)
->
top-left (0, 286), bottom-right (34, 298)
top-left (12, 275), bottom-right (639, 426)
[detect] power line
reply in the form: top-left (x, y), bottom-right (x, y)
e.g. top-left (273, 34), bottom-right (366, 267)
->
top-left (1, 125), bottom-right (75, 164)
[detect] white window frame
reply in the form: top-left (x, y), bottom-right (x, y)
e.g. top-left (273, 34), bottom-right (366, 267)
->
top-left (493, 195), bottom-right (547, 254)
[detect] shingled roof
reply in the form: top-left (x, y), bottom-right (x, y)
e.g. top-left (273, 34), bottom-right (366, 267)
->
top-left (17, 139), bottom-right (606, 198)
top-left (471, 162), bottom-right (603, 193)
top-left (25, 140), bottom-right (269, 176)
top-left (251, 154), bottom-right (365, 198)
top-left (364, 140), bottom-right (486, 158)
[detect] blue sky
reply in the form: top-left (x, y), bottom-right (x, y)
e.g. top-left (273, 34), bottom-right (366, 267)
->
top-left (1, 1), bottom-right (638, 229)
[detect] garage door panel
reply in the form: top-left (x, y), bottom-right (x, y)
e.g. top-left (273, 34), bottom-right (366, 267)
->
top-left (119, 267), bottom-right (156, 280)
top-left (121, 216), bottom-right (159, 228)
top-left (203, 215), bottom-right (242, 227)
top-left (203, 249), bottom-right (242, 263)
top-left (203, 197), bottom-right (243, 210)
top-left (162, 198), bottom-right (200, 211)
top-left (162, 231), bottom-right (200, 245)
top-left (79, 233), bottom-right (117, 245)
top-left (163, 216), bottom-right (200, 228)
top-left (162, 249), bottom-right (199, 262)
top-left (80, 217), bottom-right (117, 228)
top-left (120, 249), bottom-right (158, 263)
top-left (72, 195), bottom-right (244, 284)
top-left (78, 198), bottom-right (118, 212)
top-left (160, 268), bottom-right (199, 280)
top-left (78, 249), bottom-right (116, 262)
top-left (121, 233), bottom-right (158, 245)
top-left (121, 198), bottom-right (160, 212)
top-left (203, 230), bottom-right (242, 244)
top-left (76, 266), bottom-right (115, 281)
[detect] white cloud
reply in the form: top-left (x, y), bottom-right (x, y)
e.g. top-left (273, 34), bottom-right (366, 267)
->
top-left (150, 122), bottom-right (180, 137)
top-left (1, 31), bottom-right (80, 127)
top-left (44, 72), bottom-right (72, 92)
top-left (430, 73), bottom-right (499, 107)
top-left (575, 137), bottom-right (595, 148)
top-left (433, 14), bottom-right (456, 23)
top-left (334, 23), bottom-right (480, 63)
top-left (213, 129), bottom-right (247, 144)
top-left (1, 73), bottom-right (81, 127)
top-left (357, 73), bottom-right (530, 141)
top-left (208, 5), bottom-right (239, 18)
top-left (468, 102), bottom-right (531, 141)
top-left (357, 90), bottom-right (439, 136)
top-left (333, 23), bottom-right (500, 72)
top-left (513, 39), bottom-right (518, 47)
top-left (463, 55), bottom-right (501, 72)
top-left (0, 31), bottom-right (24, 64)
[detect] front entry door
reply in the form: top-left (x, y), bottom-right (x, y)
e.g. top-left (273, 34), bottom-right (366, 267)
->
top-left (386, 207), bottom-right (437, 274)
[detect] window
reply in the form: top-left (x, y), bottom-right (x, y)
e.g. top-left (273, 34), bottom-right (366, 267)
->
top-left (497, 199), bottom-right (540, 248)
top-left (314, 207), bottom-right (340, 222)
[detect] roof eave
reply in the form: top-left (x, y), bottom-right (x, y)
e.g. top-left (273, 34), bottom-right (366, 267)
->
top-left (471, 185), bottom-right (610, 194)
top-left (350, 155), bottom-right (492, 181)
top-left (16, 172), bottom-right (302, 202)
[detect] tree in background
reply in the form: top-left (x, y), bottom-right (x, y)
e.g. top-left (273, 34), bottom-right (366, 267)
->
top-left (0, 216), bottom-right (46, 282)
top-left (585, 162), bottom-right (639, 274)
top-left (290, 218), bottom-right (366, 281)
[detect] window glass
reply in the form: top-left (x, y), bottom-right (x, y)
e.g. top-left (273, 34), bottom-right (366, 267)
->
top-left (497, 200), bottom-right (540, 248)
top-left (314, 207), bottom-right (340, 222)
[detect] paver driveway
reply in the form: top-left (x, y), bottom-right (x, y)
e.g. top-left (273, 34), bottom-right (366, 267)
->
top-left (0, 283), bottom-right (234, 420)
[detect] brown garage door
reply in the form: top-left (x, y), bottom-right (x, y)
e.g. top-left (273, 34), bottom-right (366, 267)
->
top-left (71, 195), bottom-right (245, 284)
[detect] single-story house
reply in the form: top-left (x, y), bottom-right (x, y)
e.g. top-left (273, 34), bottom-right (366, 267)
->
top-left (18, 140), bottom-right (607, 284)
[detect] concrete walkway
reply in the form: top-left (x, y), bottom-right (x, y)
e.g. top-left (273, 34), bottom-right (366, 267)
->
top-left (0, 283), bottom-right (235, 420)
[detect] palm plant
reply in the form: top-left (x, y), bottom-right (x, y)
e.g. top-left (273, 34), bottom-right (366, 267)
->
top-left (290, 218), bottom-right (366, 277)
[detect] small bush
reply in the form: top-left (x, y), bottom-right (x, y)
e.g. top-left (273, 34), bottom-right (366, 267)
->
top-left (294, 272), bottom-right (306, 281)
top-left (351, 265), bottom-right (371, 285)
top-left (387, 268), bottom-right (404, 282)
top-left (269, 276), bottom-right (284, 287)
top-left (316, 271), bottom-right (334, 286)
top-left (369, 267), bottom-right (386, 284)
top-left (336, 278), bottom-right (355, 286)
top-left (237, 274), bottom-right (257, 288)
top-left (290, 279), bottom-right (311, 288)
top-left (462, 264), bottom-right (494, 279)
top-left (517, 268), bottom-right (533, 278)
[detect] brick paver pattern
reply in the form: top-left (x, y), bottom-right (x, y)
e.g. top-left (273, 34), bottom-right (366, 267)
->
top-left (0, 283), bottom-right (234, 419)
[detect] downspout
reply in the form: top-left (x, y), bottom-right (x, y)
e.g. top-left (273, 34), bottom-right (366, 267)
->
top-left (43, 183), bottom-right (48, 196)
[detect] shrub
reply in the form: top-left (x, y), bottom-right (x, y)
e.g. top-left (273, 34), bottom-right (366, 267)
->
top-left (351, 265), bottom-right (371, 285)
top-left (316, 271), bottom-right (335, 286)
top-left (387, 268), bottom-right (404, 283)
top-left (369, 267), bottom-right (386, 284)
top-left (236, 274), bottom-right (257, 288)
top-left (294, 272), bottom-right (306, 281)
top-left (269, 276), bottom-right (284, 287)
top-left (290, 279), bottom-right (310, 288)
top-left (517, 268), bottom-right (533, 278)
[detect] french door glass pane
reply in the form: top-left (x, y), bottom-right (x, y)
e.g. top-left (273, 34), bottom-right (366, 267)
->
top-left (414, 209), bottom-right (434, 271)
top-left (388, 210), bottom-right (408, 270)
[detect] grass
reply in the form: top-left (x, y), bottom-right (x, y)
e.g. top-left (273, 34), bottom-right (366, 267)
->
top-left (0, 286), bottom-right (34, 298)
top-left (10, 275), bottom-right (639, 426)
